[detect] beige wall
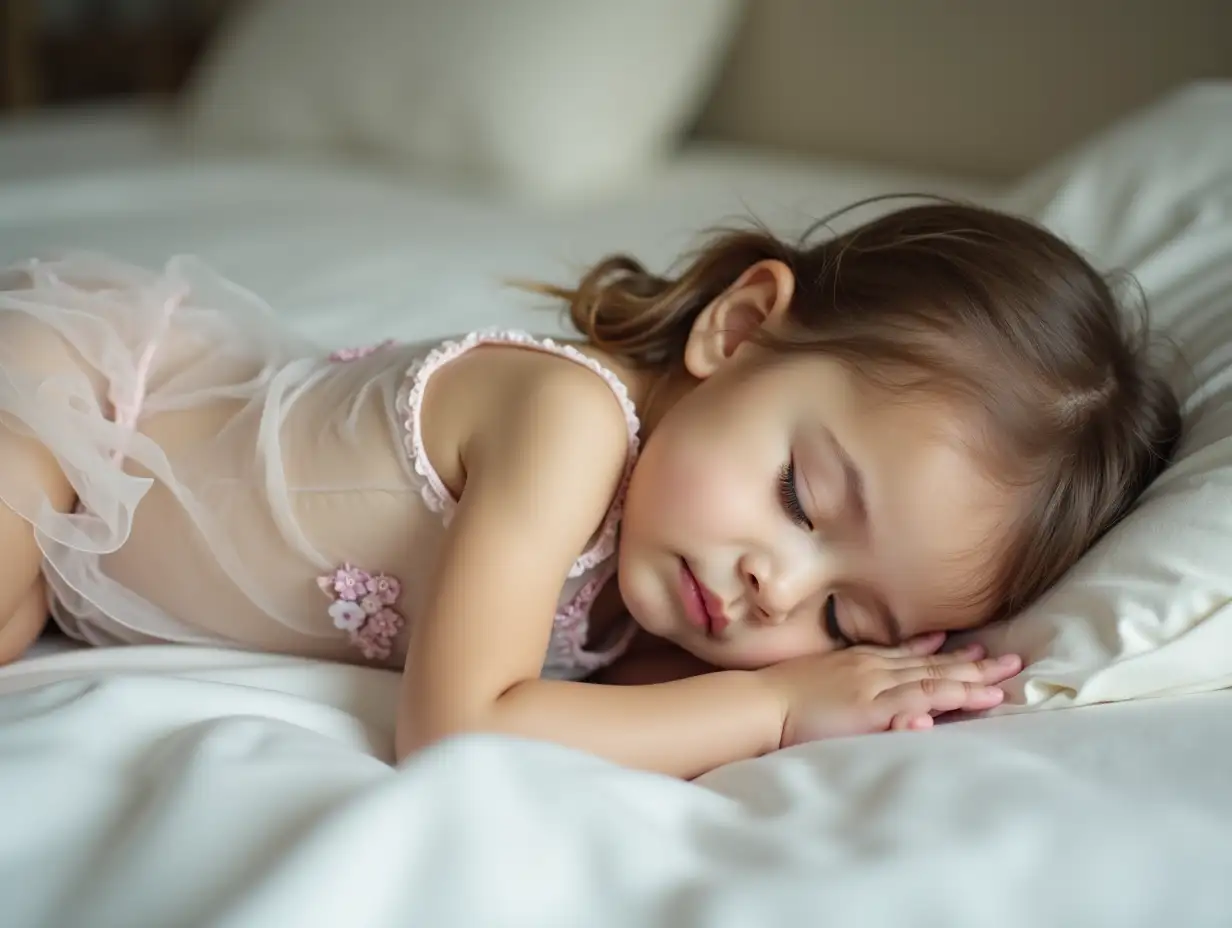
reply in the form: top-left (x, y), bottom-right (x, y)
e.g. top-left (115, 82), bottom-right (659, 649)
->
top-left (698, 0), bottom-right (1232, 180)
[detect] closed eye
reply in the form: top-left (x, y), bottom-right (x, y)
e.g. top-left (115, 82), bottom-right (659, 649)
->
top-left (824, 595), bottom-right (854, 647)
top-left (778, 460), bottom-right (813, 530)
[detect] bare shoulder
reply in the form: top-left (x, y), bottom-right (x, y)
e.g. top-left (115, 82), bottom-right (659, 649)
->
top-left (466, 346), bottom-right (632, 496)
top-left (399, 347), bottom-right (639, 747)
top-left (422, 343), bottom-right (632, 509)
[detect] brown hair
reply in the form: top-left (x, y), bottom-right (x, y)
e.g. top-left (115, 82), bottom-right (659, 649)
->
top-left (528, 197), bottom-right (1182, 622)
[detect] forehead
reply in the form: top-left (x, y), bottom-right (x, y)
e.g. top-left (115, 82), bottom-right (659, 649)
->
top-left (762, 352), bottom-right (1019, 630)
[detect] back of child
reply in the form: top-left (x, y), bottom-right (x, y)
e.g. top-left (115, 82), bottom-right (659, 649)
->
top-left (0, 256), bottom-right (638, 675)
top-left (0, 199), bottom-right (1182, 777)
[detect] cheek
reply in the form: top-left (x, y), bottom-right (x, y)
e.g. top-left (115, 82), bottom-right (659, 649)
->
top-left (644, 456), bottom-right (746, 546)
top-left (634, 420), bottom-right (768, 536)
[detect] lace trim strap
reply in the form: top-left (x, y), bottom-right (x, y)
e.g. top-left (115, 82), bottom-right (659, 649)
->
top-left (395, 329), bottom-right (641, 577)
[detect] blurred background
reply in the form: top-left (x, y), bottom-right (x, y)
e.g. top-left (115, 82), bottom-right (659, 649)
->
top-left (2, 0), bottom-right (1230, 183)
top-left (0, 0), bottom-right (1229, 346)
top-left (2, 0), bottom-right (227, 110)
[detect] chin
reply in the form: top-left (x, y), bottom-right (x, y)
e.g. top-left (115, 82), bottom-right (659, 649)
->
top-left (702, 642), bottom-right (819, 671)
top-left (620, 593), bottom-right (673, 643)
top-left (615, 557), bottom-right (672, 636)
top-left (672, 639), bottom-right (752, 671)
top-left (702, 651), bottom-right (770, 671)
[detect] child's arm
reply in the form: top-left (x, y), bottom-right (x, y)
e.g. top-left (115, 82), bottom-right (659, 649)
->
top-left (397, 353), bottom-right (1016, 779)
top-left (396, 358), bottom-right (783, 777)
top-left (0, 583), bottom-right (50, 665)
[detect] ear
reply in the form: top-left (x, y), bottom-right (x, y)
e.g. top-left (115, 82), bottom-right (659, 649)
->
top-left (683, 259), bottom-right (796, 380)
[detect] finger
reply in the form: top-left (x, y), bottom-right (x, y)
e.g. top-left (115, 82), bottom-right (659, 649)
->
top-left (891, 653), bottom-right (1022, 687)
top-left (866, 631), bottom-right (945, 659)
top-left (889, 712), bottom-right (934, 732)
top-left (879, 679), bottom-right (1006, 717)
top-left (885, 642), bottom-right (986, 666)
top-left (947, 642), bottom-right (986, 660)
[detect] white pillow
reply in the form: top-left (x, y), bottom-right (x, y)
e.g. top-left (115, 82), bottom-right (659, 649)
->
top-left (970, 82), bottom-right (1232, 712)
top-left (181, 0), bottom-right (742, 201)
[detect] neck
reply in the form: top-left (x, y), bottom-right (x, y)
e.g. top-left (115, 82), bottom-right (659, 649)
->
top-left (569, 341), bottom-right (697, 442)
top-left (633, 365), bottom-right (696, 439)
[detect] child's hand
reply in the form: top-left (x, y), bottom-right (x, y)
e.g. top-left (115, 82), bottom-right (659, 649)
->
top-left (760, 633), bottom-right (1022, 750)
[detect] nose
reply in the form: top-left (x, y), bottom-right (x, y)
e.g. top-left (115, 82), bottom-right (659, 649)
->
top-left (739, 551), bottom-right (810, 626)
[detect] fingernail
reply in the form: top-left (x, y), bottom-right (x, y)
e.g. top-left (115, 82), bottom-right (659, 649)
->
top-left (998, 654), bottom-right (1021, 665)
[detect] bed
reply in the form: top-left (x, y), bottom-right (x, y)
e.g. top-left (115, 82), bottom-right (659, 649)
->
top-left (2, 81), bottom-right (1232, 928)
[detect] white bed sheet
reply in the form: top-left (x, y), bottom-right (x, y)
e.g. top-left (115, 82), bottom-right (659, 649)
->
top-left (0, 104), bottom-right (1229, 928)
top-left (3, 645), bottom-right (1231, 928)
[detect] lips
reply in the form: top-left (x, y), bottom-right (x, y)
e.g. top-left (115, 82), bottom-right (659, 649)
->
top-left (679, 561), bottom-right (729, 638)
top-left (697, 584), bottom-right (730, 636)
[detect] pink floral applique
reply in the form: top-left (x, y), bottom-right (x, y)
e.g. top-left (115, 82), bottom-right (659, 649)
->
top-left (317, 563), bottom-right (405, 661)
top-left (354, 608), bottom-right (402, 661)
top-left (328, 339), bottom-right (397, 362)
top-left (322, 564), bottom-right (369, 601)
top-left (327, 600), bottom-right (367, 632)
top-left (367, 573), bottom-right (401, 604)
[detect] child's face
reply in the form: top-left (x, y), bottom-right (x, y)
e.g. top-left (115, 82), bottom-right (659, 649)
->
top-left (617, 264), bottom-right (1019, 670)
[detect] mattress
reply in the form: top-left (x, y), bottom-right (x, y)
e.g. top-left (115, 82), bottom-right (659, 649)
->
top-left (1, 103), bottom-right (1230, 928)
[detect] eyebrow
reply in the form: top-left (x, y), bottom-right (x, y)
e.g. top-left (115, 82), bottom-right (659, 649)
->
top-left (831, 437), bottom-right (902, 646)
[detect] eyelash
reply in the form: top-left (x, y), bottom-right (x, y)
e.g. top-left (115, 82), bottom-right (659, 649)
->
top-left (778, 460), bottom-right (814, 531)
top-left (825, 595), bottom-right (853, 647)
top-left (780, 461), bottom-right (855, 646)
